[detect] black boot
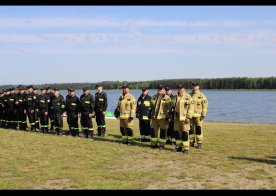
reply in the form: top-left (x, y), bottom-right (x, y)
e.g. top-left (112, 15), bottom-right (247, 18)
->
top-left (45, 127), bottom-right (49, 134)
top-left (50, 122), bottom-right (54, 132)
top-left (172, 147), bottom-right (182, 152)
top-left (36, 122), bottom-right (40, 130)
top-left (101, 127), bottom-right (106, 137)
top-left (183, 149), bottom-right (189, 154)
top-left (84, 130), bottom-right (89, 138)
top-left (97, 127), bottom-right (101, 137)
top-left (56, 128), bottom-right (60, 136)
top-left (197, 143), bottom-right (202, 149)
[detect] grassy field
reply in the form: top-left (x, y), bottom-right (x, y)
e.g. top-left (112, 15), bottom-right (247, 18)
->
top-left (0, 119), bottom-right (275, 190)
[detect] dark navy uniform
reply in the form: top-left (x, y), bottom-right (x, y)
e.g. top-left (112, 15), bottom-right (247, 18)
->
top-left (80, 89), bottom-right (95, 138)
top-left (50, 91), bottom-right (65, 135)
top-left (65, 92), bottom-right (80, 137)
top-left (0, 91), bottom-right (4, 128)
top-left (46, 88), bottom-right (55, 131)
top-left (16, 89), bottom-right (27, 130)
top-left (6, 89), bottom-right (18, 129)
top-left (136, 90), bottom-right (152, 142)
top-left (94, 90), bottom-right (108, 136)
top-left (36, 92), bottom-right (50, 133)
top-left (25, 87), bottom-right (37, 131)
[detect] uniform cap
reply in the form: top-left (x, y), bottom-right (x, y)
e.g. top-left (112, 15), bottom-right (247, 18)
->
top-left (142, 87), bottom-right (148, 91)
top-left (46, 86), bottom-right (51, 90)
top-left (54, 87), bottom-right (59, 91)
top-left (17, 86), bottom-right (25, 90)
top-left (177, 84), bottom-right (184, 90)
top-left (3, 89), bottom-right (8, 93)
top-left (9, 87), bottom-right (15, 91)
top-left (192, 82), bottom-right (200, 86)
top-left (96, 84), bottom-right (102, 88)
top-left (157, 85), bottom-right (164, 90)
top-left (122, 84), bottom-right (129, 89)
top-left (165, 87), bottom-right (172, 91)
top-left (82, 87), bottom-right (89, 91)
top-left (27, 85), bottom-right (34, 89)
top-left (68, 87), bottom-right (75, 92)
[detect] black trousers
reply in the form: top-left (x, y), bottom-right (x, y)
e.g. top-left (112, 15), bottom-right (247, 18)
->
top-left (0, 109), bottom-right (3, 127)
top-left (67, 112), bottom-right (79, 136)
top-left (53, 112), bottom-right (63, 130)
top-left (39, 109), bottom-right (49, 131)
top-left (26, 108), bottom-right (36, 130)
top-left (139, 120), bottom-right (151, 139)
top-left (7, 109), bottom-right (17, 129)
top-left (34, 111), bottom-right (39, 128)
top-left (17, 108), bottom-right (27, 130)
top-left (95, 111), bottom-right (106, 127)
top-left (167, 121), bottom-right (174, 141)
top-left (49, 110), bottom-right (54, 129)
top-left (81, 113), bottom-right (93, 132)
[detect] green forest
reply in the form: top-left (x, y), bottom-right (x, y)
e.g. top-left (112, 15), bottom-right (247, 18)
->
top-left (1, 77), bottom-right (276, 90)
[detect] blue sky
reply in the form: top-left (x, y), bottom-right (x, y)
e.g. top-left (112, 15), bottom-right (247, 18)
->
top-left (0, 6), bottom-right (276, 85)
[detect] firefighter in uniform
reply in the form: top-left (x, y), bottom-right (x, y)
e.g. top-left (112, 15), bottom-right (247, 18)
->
top-left (16, 86), bottom-right (27, 131)
top-left (117, 85), bottom-right (137, 145)
top-left (94, 84), bottom-right (108, 137)
top-left (37, 87), bottom-right (50, 133)
top-left (165, 87), bottom-right (176, 145)
top-left (171, 85), bottom-right (194, 154)
top-left (2, 89), bottom-right (9, 128)
top-left (80, 87), bottom-right (95, 139)
top-left (0, 90), bottom-right (4, 128)
top-left (25, 86), bottom-right (37, 131)
top-left (33, 87), bottom-right (40, 130)
top-left (136, 87), bottom-right (152, 142)
top-left (46, 87), bottom-right (55, 132)
top-left (190, 82), bottom-right (208, 149)
top-left (150, 85), bottom-right (171, 150)
top-left (6, 88), bottom-right (18, 129)
top-left (65, 88), bottom-right (80, 137)
top-left (50, 88), bottom-right (65, 135)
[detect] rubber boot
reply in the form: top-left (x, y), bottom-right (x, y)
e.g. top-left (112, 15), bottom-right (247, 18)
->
top-left (97, 127), bottom-right (101, 137)
top-left (102, 127), bottom-right (106, 137)
top-left (56, 128), bottom-right (60, 136)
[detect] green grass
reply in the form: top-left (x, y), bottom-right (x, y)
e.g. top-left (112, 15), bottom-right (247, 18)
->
top-left (0, 119), bottom-right (275, 189)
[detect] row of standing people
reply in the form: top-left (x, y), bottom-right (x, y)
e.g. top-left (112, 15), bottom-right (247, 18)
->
top-left (0, 85), bottom-right (108, 138)
top-left (116, 82), bottom-right (208, 154)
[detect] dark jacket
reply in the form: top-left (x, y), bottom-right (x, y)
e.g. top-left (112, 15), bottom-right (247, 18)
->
top-left (36, 93), bottom-right (50, 112)
top-left (136, 94), bottom-right (152, 120)
top-left (5, 93), bottom-right (18, 111)
top-left (94, 91), bottom-right (108, 112)
top-left (16, 92), bottom-right (26, 110)
top-left (51, 95), bottom-right (65, 113)
top-left (65, 95), bottom-right (80, 113)
top-left (79, 94), bottom-right (94, 114)
top-left (24, 92), bottom-right (37, 110)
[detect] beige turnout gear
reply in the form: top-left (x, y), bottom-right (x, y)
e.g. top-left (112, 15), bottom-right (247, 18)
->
top-left (190, 90), bottom-right (208, 144)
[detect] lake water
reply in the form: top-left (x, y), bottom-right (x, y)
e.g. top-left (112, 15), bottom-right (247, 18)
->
top-left (58, 89), bottom-right (276, 124)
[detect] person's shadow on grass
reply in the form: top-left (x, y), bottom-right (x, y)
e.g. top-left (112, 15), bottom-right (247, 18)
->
top-left (229, 156), bottom-right (276, 165)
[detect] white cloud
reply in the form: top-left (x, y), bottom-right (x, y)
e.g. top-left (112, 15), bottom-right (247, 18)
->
top-left (1, 31), bottom-right (276, 46)
top-left (0, 18), bottom-right (275, 29)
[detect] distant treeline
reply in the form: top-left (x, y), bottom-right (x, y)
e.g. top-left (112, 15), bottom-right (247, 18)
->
top-left (1, 77), bottom-right (276, 90)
